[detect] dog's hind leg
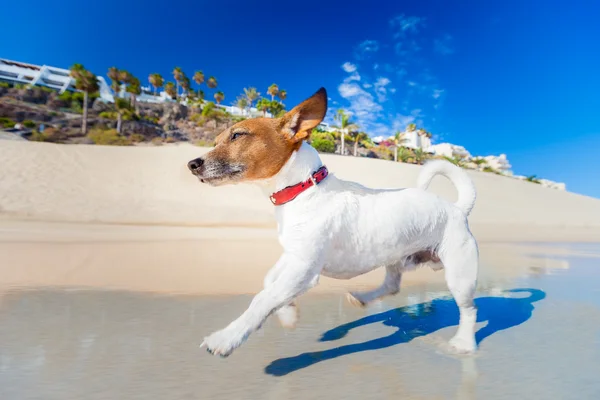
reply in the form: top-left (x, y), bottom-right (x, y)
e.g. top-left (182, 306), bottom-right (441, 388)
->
top-left (347, 264), bottom-right (402, 307)
top-left (439, 230), bottom-right (479, 354)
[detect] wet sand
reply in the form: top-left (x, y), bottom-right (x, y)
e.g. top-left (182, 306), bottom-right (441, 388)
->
top-left (1, 242), bottom-right (599, 399)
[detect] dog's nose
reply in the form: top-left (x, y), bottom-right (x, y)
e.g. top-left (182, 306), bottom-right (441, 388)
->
top-left (187, 158), bottom-right (204, 172)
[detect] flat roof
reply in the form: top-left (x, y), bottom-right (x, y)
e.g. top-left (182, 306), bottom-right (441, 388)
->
top-left (0, 58), bottom-right (41, 71)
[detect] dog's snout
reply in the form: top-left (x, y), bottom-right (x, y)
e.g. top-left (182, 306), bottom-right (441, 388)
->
top-left (187, 158), bottom-right (204, 172)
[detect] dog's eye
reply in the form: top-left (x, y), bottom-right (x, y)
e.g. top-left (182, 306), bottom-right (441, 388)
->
top-left (231, 132), bottom-right (246, 141)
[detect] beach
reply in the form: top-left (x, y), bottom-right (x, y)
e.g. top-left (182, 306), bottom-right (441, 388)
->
top-left (1, 141), bottom-right (600, 398)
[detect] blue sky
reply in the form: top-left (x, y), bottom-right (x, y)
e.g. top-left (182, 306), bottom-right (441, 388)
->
top-left (2, 0), bottom-right (599, 198)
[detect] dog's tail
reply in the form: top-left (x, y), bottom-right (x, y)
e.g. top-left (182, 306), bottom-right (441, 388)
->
top-left (417, 160), bottom-right (477, 216)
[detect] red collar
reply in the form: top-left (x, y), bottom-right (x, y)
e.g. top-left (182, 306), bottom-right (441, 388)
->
top-left (269, 166), bottom-right (329, 206)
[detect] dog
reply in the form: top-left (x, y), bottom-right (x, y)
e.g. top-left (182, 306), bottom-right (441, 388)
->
top-left (188, 87), bottom-right (479, 357)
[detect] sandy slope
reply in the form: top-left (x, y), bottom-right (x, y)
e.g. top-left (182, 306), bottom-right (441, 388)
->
top-left (2, 140), bottom-right (600, 230)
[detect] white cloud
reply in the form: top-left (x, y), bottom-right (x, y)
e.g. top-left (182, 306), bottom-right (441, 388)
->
top-left (391, 114), bottom-right (416, 131)
top-left (389, 15), bottom-right (423, 38)
top-left (362, 83), bottom-right (373, 89)
top-left (344, 72), bottom-right (361, 83)
top-left (354, 40), bottom-right (380, 59)
top-left (374, 77), bottom-right (392, 102)
top-left (389, 88), bottom-right (397, 93)
top-left (407, 81), bottom-right (418, 87)
top-left (339, 83), bottom-right (364, 98)
top-left (342, 62), bottom-right (357, 73)
top-left (375, 77), bottom-right (391, 87)
top-left (434, 34), bottom-right (455, 55)
top-left (357, 39), bottom-right (379, 53)
top-left (432, 89), bottom-right (444, 99)
top-left (337, 82), bottom-right (383, 129)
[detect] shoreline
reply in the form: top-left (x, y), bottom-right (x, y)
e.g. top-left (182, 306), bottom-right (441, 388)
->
top-left (1, 219), bottom-right (598, 296)
top-left (3, 218), bottom-right (600, 243)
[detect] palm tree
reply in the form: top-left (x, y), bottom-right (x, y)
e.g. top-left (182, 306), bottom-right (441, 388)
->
top-left (214, 91), bottom-right (225, 104)
top-left (526, 175), bottom-right (541, 183)
top-left (172, 67), bottom-right (184, 98)
top-left (148, 73), bottom-right (164, 95)
top-left (165, 82), bottom-right (176, 99)
top-left (119, 70), bottom-right (131, 85)
top-left (69, 64), bottom-right (99, 135)
top-left (256, 98), bottom-right (270, 116)
top-left (407, 123), bottom-right (417, 132)
top-left (107, 67), bottom-right (122, 98)
top-left (268, 100), bottom-right (285, 118)
top-left (413, 148), bottom-right (428, 165)
top-left (114, 98), bottom-right (130, 134)
top-left (350, 131), bottom-right (369, 156)
top-left (236, 95), bottom-right (248, 115)
top-left (181, 75), bottom-right (191, 98)
top-left (334, 109), bottom-right (358, 155)
top-left (277, 89), bottom-right (287, 103)
top-left (267, 84), bottom-right (279, 101)
top-left (206, 76), bottom-right (218, 89)
top-left (397, 147), bottom-right (413, 163)
top-left (244, 87), bottom-right (260, 110)
top-left (392, 131), bottom-right (409, 162)
top-left (126, 76), bottom-right (141, 108)
top-left (193, 71), bottom-right (205, 87)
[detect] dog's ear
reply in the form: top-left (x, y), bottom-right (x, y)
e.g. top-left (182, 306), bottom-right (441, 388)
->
top-left (280, 87), bottom-right (327, 142)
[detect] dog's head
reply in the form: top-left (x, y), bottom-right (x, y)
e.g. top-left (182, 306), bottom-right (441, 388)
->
top-left (188, 87), bottom-right (327, 186)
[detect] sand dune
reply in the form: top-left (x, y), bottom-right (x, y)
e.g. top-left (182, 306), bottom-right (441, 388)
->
top-left (2, 140), bottom-right (600, 235)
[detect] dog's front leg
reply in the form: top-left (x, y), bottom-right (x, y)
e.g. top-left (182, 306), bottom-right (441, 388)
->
top-left (201, 254), bottom-right (321, 357)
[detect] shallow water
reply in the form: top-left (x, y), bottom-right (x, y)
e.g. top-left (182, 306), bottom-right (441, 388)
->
top-left (1, 243), bottom-right (599, 399)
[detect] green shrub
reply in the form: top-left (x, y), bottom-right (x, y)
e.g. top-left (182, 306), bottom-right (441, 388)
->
top-left (164, 136), bottom-right (176, 143)
top-left (129, 133), bottom-right (146, 143)
top-left (370, 144), bottom-right (394, 160)
top-left (58, 91), bottom-right (73, 102)
top-left (0, 82), bottom-right (11, 88)
top-left (28, 127), bottom-right (63, 142)
top-left (22, 120), bottom-right (36, 128)
top-left (0, 117), bottom-right (15, 128)
top-left (142, 116), bottom-right (160, 124)
top-left (87, 129), bottom-right (132, 146)
top-left (201, 102), bottom-right (216, 117)
top-left (70, 100), bottom-right (83, 113)
top-left (195, 139), bottom-right (214, 147)
top-left (311, 138), bottom-right (336, 153)
top-left (99, 111), bottom-right (117, 120)
top-left (151, 137), bottom-right (164, 146)
top-left (72, 92), bottom-right (85, 104)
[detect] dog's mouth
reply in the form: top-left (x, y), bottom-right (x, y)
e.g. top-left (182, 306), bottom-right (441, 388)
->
top-left (192, 162), bottom-right (245, 186)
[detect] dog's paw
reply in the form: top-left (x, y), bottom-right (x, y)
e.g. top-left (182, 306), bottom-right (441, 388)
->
top-left (200, 326), bottom-right (248, 358)
top-left (277, 304), bottom-right (298, 330)
top-left (346, 292), bottom-right (367, 308)
top-left (447, 335), bottom-right (477, 355)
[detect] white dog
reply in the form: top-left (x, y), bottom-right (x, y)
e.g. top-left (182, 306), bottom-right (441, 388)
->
top-left (188, 87), bottom-right (479, 357)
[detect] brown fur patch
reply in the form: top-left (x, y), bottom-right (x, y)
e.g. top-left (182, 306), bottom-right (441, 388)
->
top-left (195, 88), bottom-right (328, 184)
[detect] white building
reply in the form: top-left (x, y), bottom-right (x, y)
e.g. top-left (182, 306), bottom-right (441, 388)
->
top-left (430, 143), bottom-right (472, 159)
top-left (372, 129), bottom-right (433, 152)
top-left (0, 58), bottom-right (112, 102)
top-left (403, 129), bottom-right (433, 152)
top-left (481, 154), bottom-right (512, 174)
top-left (317, 122), bottom-right (337, 133)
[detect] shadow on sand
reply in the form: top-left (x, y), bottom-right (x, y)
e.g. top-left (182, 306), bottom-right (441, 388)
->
top-left (265, 288), bottom-right (545, 376)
